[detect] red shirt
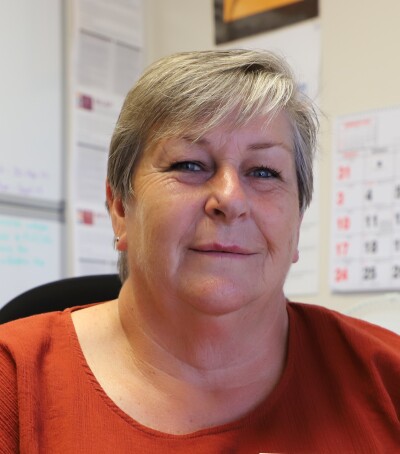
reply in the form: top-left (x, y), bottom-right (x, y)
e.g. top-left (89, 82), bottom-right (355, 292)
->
top-left (1, 302), bottom-right (399, 453)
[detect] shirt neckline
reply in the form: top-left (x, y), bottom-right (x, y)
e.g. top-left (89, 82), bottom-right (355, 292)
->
top-left (63, 302), bottom-right (297, 439)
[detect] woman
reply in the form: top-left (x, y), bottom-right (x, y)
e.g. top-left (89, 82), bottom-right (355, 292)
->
top-left (1, 50), bottom-right (399, 453)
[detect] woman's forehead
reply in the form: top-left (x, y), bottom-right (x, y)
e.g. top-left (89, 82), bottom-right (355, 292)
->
top-left (145, 112), bottom-right (294, 160)
top-left (153, 108), bottom-right (291, 143)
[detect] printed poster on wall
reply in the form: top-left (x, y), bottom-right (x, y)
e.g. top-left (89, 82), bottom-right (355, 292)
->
top-left (69, 0), bottom-right (144, 276)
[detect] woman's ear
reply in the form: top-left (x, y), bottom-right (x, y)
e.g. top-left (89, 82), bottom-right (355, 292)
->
top-left (106, 180), bottom-right (128, 251)
top-left (291, 212), bottom-right (304, 264)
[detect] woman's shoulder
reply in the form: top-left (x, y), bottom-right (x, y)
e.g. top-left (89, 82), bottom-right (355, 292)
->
top-left (0, 309), bottom-right (65, 343)
top-left (0, 304), bottom-right (96, 359)
top-left (288, 300), bottom-right (400, 336)
top-left (287, 300), bottom-right (400, 361)
top-left (282, 302), bottom-right (400, 449)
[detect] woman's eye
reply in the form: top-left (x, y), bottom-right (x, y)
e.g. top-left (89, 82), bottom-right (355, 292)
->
top-left (170, 161), bottom-right (203, 172)
top-left (249, 167), bottom-right (281, 179)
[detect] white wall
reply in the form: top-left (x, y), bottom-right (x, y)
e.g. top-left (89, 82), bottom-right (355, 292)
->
top-left (144, 0), bottom-right (214, 63)
top-left (144, 0), bottom-right (400, 314)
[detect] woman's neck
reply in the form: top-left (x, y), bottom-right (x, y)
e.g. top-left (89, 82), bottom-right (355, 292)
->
top-left (117, 279), bottom-right (289, 395)
top-left (71, 282), bottom-right (290, 434)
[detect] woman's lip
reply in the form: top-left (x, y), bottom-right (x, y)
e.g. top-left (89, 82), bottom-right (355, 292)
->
top-left (190, 244), bottom-right (254, 254)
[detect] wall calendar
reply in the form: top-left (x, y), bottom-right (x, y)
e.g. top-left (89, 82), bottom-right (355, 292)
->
top-left (331, 106), bottom-right (400, 292)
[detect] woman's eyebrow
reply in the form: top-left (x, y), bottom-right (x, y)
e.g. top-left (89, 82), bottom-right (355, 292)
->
top-left (180, 137), bottom-right (292, 153)
top-left (181, 136), bottom-right (209, 147)
top-left (247, 141), bottom-right (292, 152)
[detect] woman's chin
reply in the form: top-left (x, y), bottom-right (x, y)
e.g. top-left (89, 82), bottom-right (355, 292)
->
top-left (178, 280), bottom-right (258, 317)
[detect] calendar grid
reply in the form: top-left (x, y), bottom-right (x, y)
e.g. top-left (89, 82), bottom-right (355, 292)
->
top-left (331, 107), bottom-right (400, 292)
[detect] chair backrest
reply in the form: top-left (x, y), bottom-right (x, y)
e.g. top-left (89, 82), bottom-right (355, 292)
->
top-left (0, 274), bottom-right (122, 324)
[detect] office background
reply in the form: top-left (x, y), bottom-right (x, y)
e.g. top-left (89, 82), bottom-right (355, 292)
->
top-left (1, 0), bottom-right (400, 330)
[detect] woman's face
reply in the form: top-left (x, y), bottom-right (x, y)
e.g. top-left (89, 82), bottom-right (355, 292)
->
top-left (115, 112), bottom-right (302, 317)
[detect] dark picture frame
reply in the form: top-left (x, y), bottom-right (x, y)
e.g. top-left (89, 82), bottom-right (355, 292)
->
top-left (214, 0), bottom-right (319, 44)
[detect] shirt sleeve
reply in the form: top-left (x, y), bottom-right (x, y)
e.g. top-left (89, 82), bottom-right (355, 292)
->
top-left (0, 345), bottom-right (19, 454)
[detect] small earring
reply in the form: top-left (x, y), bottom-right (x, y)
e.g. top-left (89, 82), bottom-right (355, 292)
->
top-left (113, 236), bottom-right (120, 251)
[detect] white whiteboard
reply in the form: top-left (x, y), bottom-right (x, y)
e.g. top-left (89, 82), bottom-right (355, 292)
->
top-left (0, 212), bottom-right (63, 308)
top-left (0, 0), bottom-right (63, 203)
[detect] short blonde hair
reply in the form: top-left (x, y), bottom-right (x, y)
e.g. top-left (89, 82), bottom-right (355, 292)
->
top-left (107, 49), bottom-right (319, 281)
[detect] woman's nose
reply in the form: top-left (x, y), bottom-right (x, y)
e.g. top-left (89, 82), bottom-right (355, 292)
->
top-left (204, 167), bottom-right (250, 222)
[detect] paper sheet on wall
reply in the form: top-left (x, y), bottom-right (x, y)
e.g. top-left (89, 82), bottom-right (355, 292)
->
top-left (284, 170), bottom-right (320, 296)
top-left (330, 106), bottom-right (400, 292)
top-left (218, 19), bottom-right (321, 295)
top-left (0, 214), bottom-right (62, 307)
top-left (69, 0), bottom-right (144, 276)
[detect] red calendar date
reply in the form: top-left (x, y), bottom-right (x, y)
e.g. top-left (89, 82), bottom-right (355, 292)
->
top-left (335, 268), bottom-right (349, 283)
top-left (337, 216), bottom-right (351, 231)
top-left (335, 241), bottom-right (349, 256)
top-left (337, 165), bottom-right (351, 180)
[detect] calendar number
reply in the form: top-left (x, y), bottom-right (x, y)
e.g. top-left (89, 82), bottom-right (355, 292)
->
top-left (362, 266), bottom-right (376, 280)
top-left (335, 268), bottom-right (348, 283)
top-left (393, 265), bottom-right (400, 279)
top-left (336, 191), bottom-right (345, 206)
top-left (338, 165), bottom-right (351, 180)
top-left (336, 241), bottom-right (349, 257)
top-left (365, 214), bottom-right (378, 228)
top-left (337, 216), bottom-right (351, 231)
top-left (364, 240), bottom-right (378, 254)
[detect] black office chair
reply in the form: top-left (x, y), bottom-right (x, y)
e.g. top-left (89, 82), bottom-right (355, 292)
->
top-left (0, 274), bottom-right (122, 324)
